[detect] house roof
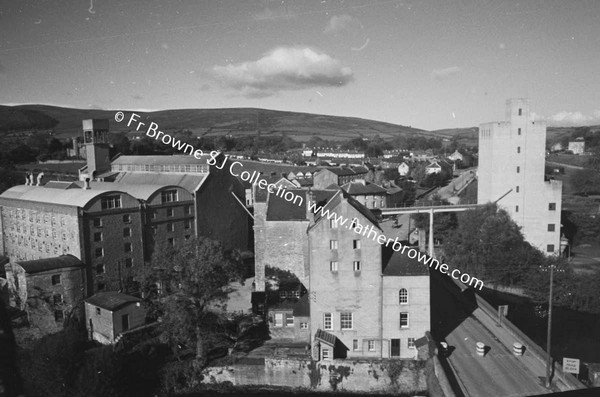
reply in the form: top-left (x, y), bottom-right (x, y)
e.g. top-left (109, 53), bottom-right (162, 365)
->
top-left (113, 172), bottom-right (205, 193)
top-left (323, 167), bottom-right (356, 176)
top-left (85, 291), bottom-right (142, 311)
top-left (315, 329), bottom-right (336, 346)
top-left (312, 189), bottom-right (381, 230)
top-left (0, 184), bottom-right (127, 208)
top-left (254, 177), bottom-right (297, 203)
top-left (16, 254), bottom-right (84, 274)
top-left (293, 294), bottom-right (310, 317)
top-left (341, 180), bottom-right (387, 195)
top-left (383, 249), bottom-right (429, 277)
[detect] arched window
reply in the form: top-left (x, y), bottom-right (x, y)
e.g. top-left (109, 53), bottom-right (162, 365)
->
top-left (399, 288), bottom-right (408, 304)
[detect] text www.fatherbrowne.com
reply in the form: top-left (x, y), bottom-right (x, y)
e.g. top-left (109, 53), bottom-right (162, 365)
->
top-left (308, 199), bottom-right (484, 290)
top-left (115, 111), bottom-right (483, 290)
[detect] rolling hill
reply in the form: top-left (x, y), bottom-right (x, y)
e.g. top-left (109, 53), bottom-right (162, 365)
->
top-left (0, 104), bottom-right (451, 142)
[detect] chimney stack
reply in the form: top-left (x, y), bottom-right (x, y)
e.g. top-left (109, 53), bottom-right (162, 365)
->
top-left (36, 172), bottom-right (44, 186)
top-left (83, 178), bottom-right (91, 190)
top-left (28, 173), bottom-right (34, 186)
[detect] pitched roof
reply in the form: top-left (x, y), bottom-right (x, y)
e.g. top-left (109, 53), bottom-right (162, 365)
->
top-left (341, 180), bottom-right (387, 195)
top-left (85, 291), bottom-right (142, 311)
top-left (315, 329), bottom-right (336, 346)
top-left (254, 177), bottom-right (296, 203)
top-left (16, 255), bottom-right (84, 274)
top-left (312, 189), bottom-right (381, 230)
top-left (113, 172), bottom-right (205, 193)
top-left (383, 249), bottom-right (429, 277)
top-left (323, 167), bottom-right (356, 176)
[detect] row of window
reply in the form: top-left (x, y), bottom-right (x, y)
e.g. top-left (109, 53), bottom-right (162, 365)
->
top-left (323, 312), bottom-right (409, 330)
top-left (94, 228), bottom-right (131, 241)
top-left (6, 209), bottom-right (67, 226)
top-left (93, 214), bottom-right (131, 227)
top-left (10, 224), bottom-right (73, 240)
top-left (350, 338), bottom-right (416, 352)
top-left (95, 243), bottom-right (132, 257)
top-left (329, 239), bottom-right (362, 249)
top-left (10, 235), bottom-right (69, 255)
top-left (111, 163), bottom-right (208, 173)
top-left (515, 203), bottom-right (556, 212)
top-left (96, 259), bottom-right (134, 274)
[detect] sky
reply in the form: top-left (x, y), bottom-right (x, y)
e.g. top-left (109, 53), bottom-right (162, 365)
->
top-left (0, 0), bottom-right (599, 131)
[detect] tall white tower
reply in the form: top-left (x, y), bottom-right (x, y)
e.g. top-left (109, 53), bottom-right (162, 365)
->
top-left (478, 99), bottom-right (562, 254)
top-left (80, 119), bottom-right (111, 181)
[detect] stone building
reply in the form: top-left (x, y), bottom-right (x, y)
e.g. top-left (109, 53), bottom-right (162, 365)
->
top-left (568, 138), bottom-right (585, 155)
top-left (307, 190), bottom-right (430, 360)
top-left (85, 291), bottom-right (146, 344)
top-left (312, 167), bottom-right (368, 189)
top-left (3, 255), bottom-right (85, 333)
top-left (478, 99), bottom-right (563, 254)
top-left (340, 180), bottom-right (388, 209)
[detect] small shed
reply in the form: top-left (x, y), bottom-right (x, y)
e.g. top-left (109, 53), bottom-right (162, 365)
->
top-left (85, 291), bottom-right (145, 344)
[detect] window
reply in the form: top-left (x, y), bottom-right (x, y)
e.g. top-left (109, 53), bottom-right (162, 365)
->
top-left (52, 274), bottom-right (61, 285)
top-left (353, 339), bottom-right (359, 351)
top-left (185, 235), bottom-right (191, 240)
top-left (274, 313), bottom-right (283, 327)
top-left (151, 226), bottom-right (157, 235)
top-left (340, 312), bottom-right (353, 329)
top-left (123, 227), bottom-right (131, 237)
top-left (330, 219), bottom-right (337, 228)
top-left (408, 338), bottom-right (416, 349)
top-left (324, 313), bottom-right (332, 330)
top-left (368, 340), bottom-right (375, 351)
top-left (399, 288), bottom-right (408, 304)
top-left (168, 238), bottom-right (174, 246)
top-left (516, 166), bottom-right (520, 173)
top-left (166, 208), bottom-right (174, 217)
top-left (322, 348), bottom-right (331, 360)
top-left (547, 244), bottom-right (555, 253)
top-left (124, 242), bottom-right (132, 252)
top-left (353, 261), bottom-right (361, 272)
top-left (353, 240), bottom-right (361, 249)
top-left (548, 224), bottom-right (555, 232)
top-left (330, 240), bottom-right (338, 249)
top-left (95, 247), bottom-right (103, 257)
top-left (400, 312), bottom-right (409, 328)
top-left (286, 314), bottom-right (294, 327)
top-left (516, 205), bottom-right (519, 212)
top-left (549, 202), bottom-right (556, 211)
top-left (517, 146), bottom-right (521, 153)
top-left (54, 310), bottom-right (64, 322)
top-left (516, 186), bottom-right (519, 193)
top-left (350, 219), bottom-right (357, 229)
top-left (125, 258), bottom-right (133, 268)
top-left (123, 214), bottom-right (131, 223)
top-left (101, 195), bottom-right (121, 210)
top-left (300, 322), bottom-right (308, 329)
top-left (93, 231), bottom-right (102, 242)
top-left (167, 223), bottom-right (174, 232)
top-left (96, 307), bottom-right (101, 315)
top-left (330, 261), bottom-right (338, 272)
top-left (185, 220), bottom-right (192, 230)
top-left (93, 218), bottom-right (102, 227)
top-left (53, 294), bottom-right (63, 305)
top-left (518, 108), bottom-right (522, 116)
top-left (518, 128), bottom-right (521, 135)
top-left (185, 205), bottom-right (192, 215)
top-left (150, 211), bottom-right (157, 220)
top-left (161, 190), bottom-right (178, 203)
top-left (96, 264), bottom-right (105, 274)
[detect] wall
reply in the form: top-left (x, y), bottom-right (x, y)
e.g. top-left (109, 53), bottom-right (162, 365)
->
top-left (382, 275), bottom-right (430, 359)
top-left (86, 302), bottom-right (115, 344)
top-left (202, 358), bottom-right (427, 394)
top-left (313, 170), bottom-right (338, 189)
top-left (113, 303), bottom-right (146, 335)
top-left (309, 200), bottom-right (383, 359)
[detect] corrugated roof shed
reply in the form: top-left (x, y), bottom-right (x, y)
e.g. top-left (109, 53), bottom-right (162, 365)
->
top-left (17, 254), bottom-right (84, 274)
top-left (85, 291), bottom-right (142, 311)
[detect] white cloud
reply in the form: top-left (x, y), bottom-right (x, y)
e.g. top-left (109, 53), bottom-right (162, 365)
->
top-left (324, 14), bottom-right (355, 34)
top-left (548, 110), bottom-right (600, 126)
top-left (212, 47), bottom-right (354, 98)
top-left (431, 66), bottom-right (461, 81)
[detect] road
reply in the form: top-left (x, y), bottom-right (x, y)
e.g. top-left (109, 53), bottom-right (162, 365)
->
top-left (431, 271), bottom-right (559, 397)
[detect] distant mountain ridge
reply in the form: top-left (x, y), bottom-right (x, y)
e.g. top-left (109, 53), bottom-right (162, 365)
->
top-left (0, 104), bottom-right (450, 142)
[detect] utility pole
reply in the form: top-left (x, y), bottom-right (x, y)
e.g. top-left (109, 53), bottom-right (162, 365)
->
top-left (545, 263), bottom-right (554, 388)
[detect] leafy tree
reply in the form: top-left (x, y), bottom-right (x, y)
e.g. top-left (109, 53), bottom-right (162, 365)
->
top-left (442, 203), bottom-right (544, 286)
top-left (571, 168), bottom-right (600, 195)
top-left (412, 196), bottom-right (457, 243)
top-left (365, 143), bottom-right (383, 158)
top-left (139, 237), bottom-right (245, 366)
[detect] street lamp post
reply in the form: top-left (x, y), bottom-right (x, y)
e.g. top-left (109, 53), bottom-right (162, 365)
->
top-left (545, 263), bottom-right (554, 388)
